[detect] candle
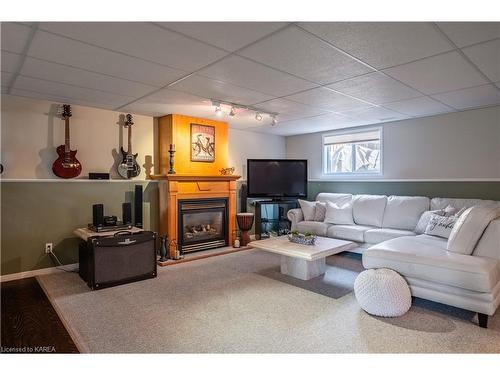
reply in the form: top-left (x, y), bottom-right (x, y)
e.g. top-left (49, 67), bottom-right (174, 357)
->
top-left (169, 143), bottom-right (175, 151)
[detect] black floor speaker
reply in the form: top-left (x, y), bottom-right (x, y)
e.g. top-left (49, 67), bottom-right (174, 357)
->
top-left (122, 202), bottom-right (132, 225)
top-left (92, 204), bottom-right (104, 227)
top-left (134, 185), bottom-right (143, 228)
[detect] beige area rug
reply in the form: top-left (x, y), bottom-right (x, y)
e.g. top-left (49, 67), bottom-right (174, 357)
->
top-left (37, 249), bottom-right (500, 353)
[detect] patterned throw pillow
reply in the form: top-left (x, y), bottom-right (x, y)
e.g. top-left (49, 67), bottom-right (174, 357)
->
top-left (415, 209), bottom-right (445, 234)
top-left (424, 214), bottom-right (458, 239)
top-left (313, 202), bottom-right (326, 222)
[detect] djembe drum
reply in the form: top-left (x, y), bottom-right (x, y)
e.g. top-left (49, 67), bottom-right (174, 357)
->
top-left (236, 213), bottom-right (254, 246)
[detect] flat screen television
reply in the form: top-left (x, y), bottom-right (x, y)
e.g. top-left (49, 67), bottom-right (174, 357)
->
top-left (247, 159), bottom-right (307, 198)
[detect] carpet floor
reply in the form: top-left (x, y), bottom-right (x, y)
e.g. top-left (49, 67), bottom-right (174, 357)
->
top-left (37, 249), bottom-right (500, 353)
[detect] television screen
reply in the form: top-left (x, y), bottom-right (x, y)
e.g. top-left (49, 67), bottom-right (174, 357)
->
top-left (247, 159), bottom-right (308, 198)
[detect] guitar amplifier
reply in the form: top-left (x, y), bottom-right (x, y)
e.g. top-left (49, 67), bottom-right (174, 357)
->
top-left (79, 231), bottom-right (157, 290)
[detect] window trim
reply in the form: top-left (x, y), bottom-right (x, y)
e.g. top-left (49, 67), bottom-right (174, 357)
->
top-left (321, 127), bottom-right (383, 179)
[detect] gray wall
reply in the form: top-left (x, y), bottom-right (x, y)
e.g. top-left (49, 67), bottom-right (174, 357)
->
top-left (1, 181), bottom-right (158, 276)
top-left (287, 106), bottom-right (500, 180)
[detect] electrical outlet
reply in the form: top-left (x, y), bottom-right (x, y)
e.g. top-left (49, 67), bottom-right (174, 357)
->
top-left (45, 243), bottom-right (53, 254)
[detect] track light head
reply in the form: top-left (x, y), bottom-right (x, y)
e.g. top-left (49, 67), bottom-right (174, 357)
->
top-left (215, 106), bottom-right (223, 116)
top-left (271, 115), bottom-right (278, 126)
top-left (255, 112), bottom-right (263, 121)
top-left (229, 107), bottom-right (236, 117)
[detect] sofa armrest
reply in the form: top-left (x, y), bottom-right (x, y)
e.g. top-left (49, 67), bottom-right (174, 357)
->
top-left (287, 208), bottom-right (304, 230)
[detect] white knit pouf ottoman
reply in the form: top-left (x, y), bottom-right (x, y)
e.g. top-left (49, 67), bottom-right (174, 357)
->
top-left (354, 268), bottom-right (412, 317)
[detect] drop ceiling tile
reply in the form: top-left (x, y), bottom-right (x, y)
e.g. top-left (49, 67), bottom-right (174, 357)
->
top-left (1, 51), bottom-right (23, 72)
top-left (299, 22), bottom-right (453, 69)
top-left (37, 22), bottom-right (227, 71)
top-left (343, 106), bottom-right (408, 123)
top-left (9, 88), bottom-right (118, 110)
top-left (20, 57), bottom-right (157, 97)
top-left (285, 86), bottom-right (374, 112)
top-left (238, 26), bottom-right (372, 84)
top-left (253, 97), bottom-right (329, 116)
top-left (432, 84), bottom-right (500, 110)
top-left (170, 74), bottom-right (273, 105)
top-left (437, 22), bottom-right (500, 47)
top-left (1, 71), bottom-right (14, 87)
top-left (462, 39), bottom-right (500, 82)
top-left (27, 31), bottom-right (187, 87)
top-left (328, 72), bottom-right (421, 104)
top-left (259, 112), bottom-right (359, 136)
top-left (383, 51), bottom-right (489, 94)
top-left (158, 22), bottom-right (288, 52)
top-left (198, 55), bottom-right (316, 97)
top-left (383, 96), bottom-right (454, 116)
top-left (13, 75), bottom-right (135, 108)
top-left (120, 88), bottom-right (210, 116)
top-left (1, 23), bottom-right (32, 54)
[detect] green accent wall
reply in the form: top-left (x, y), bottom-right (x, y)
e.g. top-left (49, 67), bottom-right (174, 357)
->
top-left (308, 181), bottom-right (500, 201)
top-left (1, 181), bottom-right (158, 276)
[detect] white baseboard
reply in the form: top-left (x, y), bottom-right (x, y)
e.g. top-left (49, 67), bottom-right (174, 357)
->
top-left (0, 263), bottom-right (78, 283)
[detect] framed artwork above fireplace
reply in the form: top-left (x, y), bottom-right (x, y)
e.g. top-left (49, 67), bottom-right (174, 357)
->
top-left (191, 123), bottom-right (215, 162)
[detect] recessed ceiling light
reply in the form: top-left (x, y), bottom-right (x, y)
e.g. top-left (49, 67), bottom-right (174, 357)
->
top-left (255, 113), bottom-right (263, 121)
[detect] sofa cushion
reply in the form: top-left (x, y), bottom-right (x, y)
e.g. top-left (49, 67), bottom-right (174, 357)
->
top-left (430, 197), bottom-right (498, 211)
top-left (327, 224), bottom-right (375, 242)
top-left (382, 195), bottom-right (429, 231)
top-left (363, 235), bottom-right (500, 293)
top-left (324, 201), bottom-right (355, 225)
top-left (352, 195), bottom-right (387, 227)
top-left (447, 206), bottom-right (500, 255)
top-left (316, 193), bottom-right (352, 205)
top-left (298, 200), bottom-right (316, 221)
top-left (296, 221), bottom-right (333, 237)
top-left (473, 218), bottom-right (500, 260)
top-left (364, 228), bottom-right (416, 244)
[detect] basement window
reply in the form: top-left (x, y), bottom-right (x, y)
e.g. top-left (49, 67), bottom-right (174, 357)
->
top-left (322, 128), bottom-right (382, 177)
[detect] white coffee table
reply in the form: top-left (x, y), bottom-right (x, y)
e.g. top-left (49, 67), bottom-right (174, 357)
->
top-left (250, 235), bottom-right (357, 280)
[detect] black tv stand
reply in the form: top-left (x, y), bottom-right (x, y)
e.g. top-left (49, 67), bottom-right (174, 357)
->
top-left (252, 199), bottom-right (299, 240)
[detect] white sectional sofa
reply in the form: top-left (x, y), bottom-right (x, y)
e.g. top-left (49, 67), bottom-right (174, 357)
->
top-left (287, 193), bottom-right (500, 328)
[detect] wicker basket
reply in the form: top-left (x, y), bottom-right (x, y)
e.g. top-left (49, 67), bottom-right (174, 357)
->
top-left (288, 233), bottom-right (317, 246)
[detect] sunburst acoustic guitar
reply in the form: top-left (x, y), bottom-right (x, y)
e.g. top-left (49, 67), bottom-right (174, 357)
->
top-left (52, 104), bottom-right (82, 179)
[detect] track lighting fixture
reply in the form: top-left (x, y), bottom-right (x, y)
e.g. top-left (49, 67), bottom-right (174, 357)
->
top-left (271, 115), bottom-right (278, 126)
top-left (210, 99), bottom-right (277, 123)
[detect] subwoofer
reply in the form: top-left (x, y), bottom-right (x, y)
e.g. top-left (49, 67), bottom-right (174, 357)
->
top-left (79, 231), bottom-right (157, 290)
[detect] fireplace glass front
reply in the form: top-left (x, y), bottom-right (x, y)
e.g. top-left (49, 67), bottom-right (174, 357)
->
top-left (178, 198), bottom-right (228, 253)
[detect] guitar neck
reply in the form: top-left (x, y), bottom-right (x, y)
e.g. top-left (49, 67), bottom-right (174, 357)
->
top-left (127, 124), bottom-right (132, 154)
top-left (64, 118), bottom-right (70, 154)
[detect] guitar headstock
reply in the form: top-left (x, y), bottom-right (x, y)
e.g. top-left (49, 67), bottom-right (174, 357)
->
top-left (124, 114), bottom-right (134, 127)
top-left (59, 104), bottom-right (72, 119)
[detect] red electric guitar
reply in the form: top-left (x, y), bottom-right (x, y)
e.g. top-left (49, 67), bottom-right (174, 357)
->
top-left (52, 104), bottom-right (82, 179)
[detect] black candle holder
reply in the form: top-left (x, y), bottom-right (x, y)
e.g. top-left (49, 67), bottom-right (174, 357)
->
top-left (168, 149), bottom-right (176, 174)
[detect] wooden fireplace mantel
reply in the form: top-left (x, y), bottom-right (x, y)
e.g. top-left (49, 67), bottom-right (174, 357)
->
top-left (153, 174), bottom-right (241, 263)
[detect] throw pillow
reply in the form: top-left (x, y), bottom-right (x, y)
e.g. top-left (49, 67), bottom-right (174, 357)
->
top-left (324, 201), bottom-right (355, 225)
top-left (424, 214), bottom-right (458, 239)
top-left (447, 205), bottom-right (500, 255)
top-left (298, 199), bottom-right (316, 221)
top-left (313, 202), bottom-right (327, 222)
top-left (443, 205), bottom-right (466, 217)
top-left (415, 209), bottom-right (445, 234)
